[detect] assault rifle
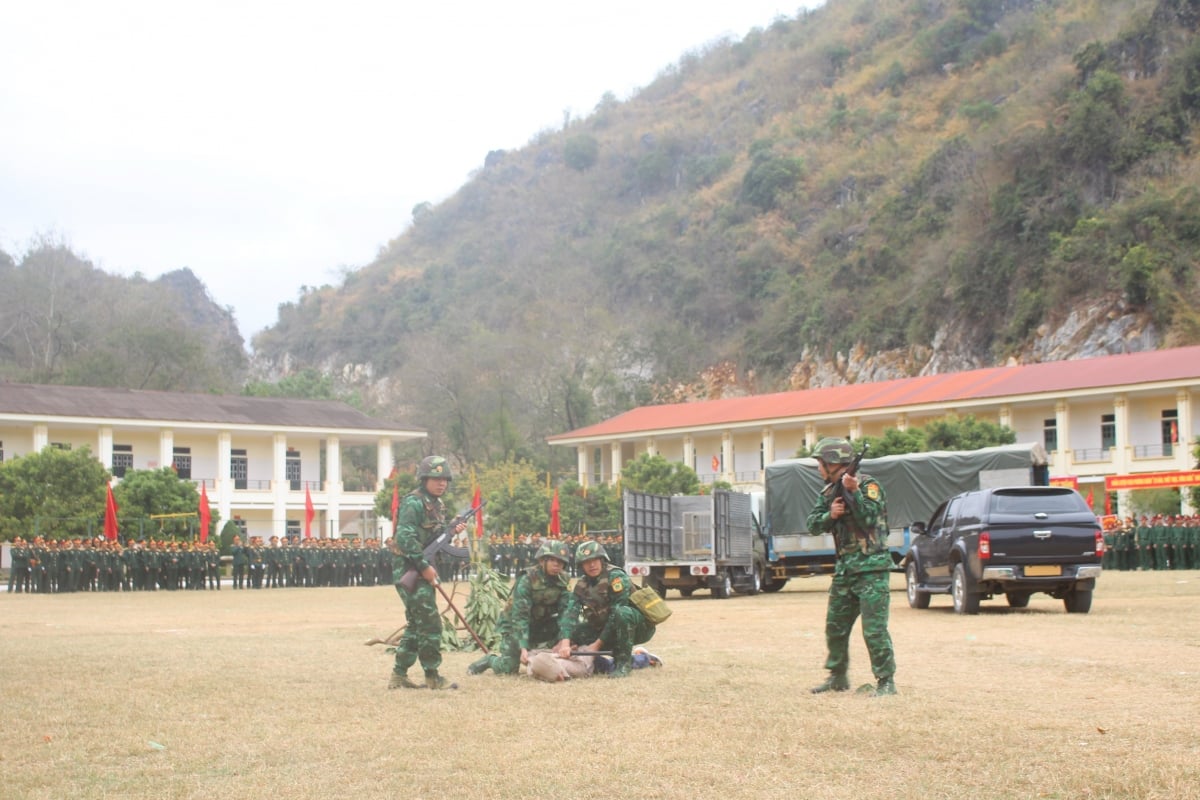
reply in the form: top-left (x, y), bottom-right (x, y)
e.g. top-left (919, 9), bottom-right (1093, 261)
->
top-left (396, 501), bottom-right (486, 593)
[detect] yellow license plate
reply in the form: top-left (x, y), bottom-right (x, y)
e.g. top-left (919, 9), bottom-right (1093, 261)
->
top-left (1025, 564), bottom-right (1062, 577)
top-left (664, 567), bottom-right (680, 579)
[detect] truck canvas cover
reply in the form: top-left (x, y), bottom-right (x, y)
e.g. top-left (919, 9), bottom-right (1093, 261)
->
top-left (764, 442), bottom-right (1049, 537)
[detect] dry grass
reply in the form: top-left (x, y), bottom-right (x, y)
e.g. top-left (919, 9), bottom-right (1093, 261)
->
top-left (2, 571), bottom-right (1199, 800)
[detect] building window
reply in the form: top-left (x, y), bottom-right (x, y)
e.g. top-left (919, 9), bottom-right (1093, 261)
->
top-left (112, 444), bottom-right (133, 478)
top-left (1162, 409), bottom-right (1179, 456)
top-left (1043, 419), bottom-right (1057, 452)
top-left (286, 448), bottom-right (301, 490)
top-left (286, 520), bottom-right (300, 538)
top-left (173, 447), bottom-right (192, 479)
top-left (232, 518), bottom-right (247, 536)
top-left (231, 449), bottom-right (248, 490)
top-left (1101, 414), bottom-right (1116, 450)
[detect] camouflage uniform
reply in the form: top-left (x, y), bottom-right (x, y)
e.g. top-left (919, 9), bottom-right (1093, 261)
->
top-left (561, 540), bottom-right (654, 677)
top-left (470, 542), bottom-right (572, 676)
top-left (806, 437), bottom-right (896, 695)
top-left (391, 456), bottom-right (456, 689)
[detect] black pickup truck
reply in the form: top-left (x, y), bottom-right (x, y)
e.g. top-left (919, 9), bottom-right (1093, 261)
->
top-left (904, 486), bottom-right (1104, 614)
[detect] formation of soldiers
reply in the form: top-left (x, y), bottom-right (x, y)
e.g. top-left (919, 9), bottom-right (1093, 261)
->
top-left (1101, 514), bottom-right (1200, 571)
top-left (5, 536), bottom-right (223, 593)
top-left (6, 531), bottom-right (628, 593)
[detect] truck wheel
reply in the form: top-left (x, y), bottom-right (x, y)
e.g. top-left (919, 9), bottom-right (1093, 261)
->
top-left (1005, 591), bottom-right (1031, 608)
top-left (712, 572), bottom-right (733, 599)
top-left (905, 561), bottom-right (931, 609)
top-left (951, 563), bottom-right (980, 615)
top-left (761, 576), bottom-right (787, 593)
top-left (679, 587), bottom-right (695, 597)
top-left (1063, 588), bottom-right (1092, 614)
top-left (749, 564), bottom-right (763, 595)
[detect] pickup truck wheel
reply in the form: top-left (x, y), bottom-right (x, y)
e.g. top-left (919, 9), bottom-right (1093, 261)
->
top-left (951, 563), bottom-right (980, 615)
top-left (905, 561), bottom-right (931, 609)
top-left (1064, 588), bottom-right (1092, 614)
top-left (712, 572), bottom-right (733, 599)
top-left (1005, 591), bottom-right (1031, 608)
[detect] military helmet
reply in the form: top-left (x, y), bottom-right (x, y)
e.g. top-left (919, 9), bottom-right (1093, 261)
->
top-left (416, 455), bottom-right (453, 481)
top-left (536, 539), bottom-right (570, 566)
top-left (574, 539), bottom-right (606, 564)
top-left (814, 437), bottom-right (855, 465)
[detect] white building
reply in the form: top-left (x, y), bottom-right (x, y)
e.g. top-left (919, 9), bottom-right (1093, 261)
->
top-left (548, 345), bottom-right (1200, 512)
top-left (0, 383), bottom-right (425, 540)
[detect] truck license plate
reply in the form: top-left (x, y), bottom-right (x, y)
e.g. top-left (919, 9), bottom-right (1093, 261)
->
top-left (1025, 564), bottom-right (1062, 577)
top-left (664, 567), bottom-right (680, 579)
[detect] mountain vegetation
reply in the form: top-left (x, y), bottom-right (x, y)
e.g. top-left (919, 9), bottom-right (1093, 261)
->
top-left (4, 0), bottom-right (1199, 487)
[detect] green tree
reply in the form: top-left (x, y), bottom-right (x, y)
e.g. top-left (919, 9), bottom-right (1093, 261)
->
top-left (858, 426), bottom-right (928, 456)
top-left (0, 446), bottom-right (110, 541)
top-left (113, 467), bottom-right (209, 540)
top-left (243, 368), bottom-right (339, 399)
top-left (923, 414), bottom-right (1016, 451)
top-left (619, 453), bottom-right (700, 495)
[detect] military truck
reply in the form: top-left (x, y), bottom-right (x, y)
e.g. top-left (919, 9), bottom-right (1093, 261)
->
top-left (760, 442), bottom-right (1050, 591)
top-left (623, 489), bottom-right (766, 599)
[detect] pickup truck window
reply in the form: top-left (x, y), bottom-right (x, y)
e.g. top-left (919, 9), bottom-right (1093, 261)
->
top-left (989, 490), bottom-right (1087, 514)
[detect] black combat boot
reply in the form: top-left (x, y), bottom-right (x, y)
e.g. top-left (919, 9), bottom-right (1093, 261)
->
top-left (810, 672), bottom-right (850, 694)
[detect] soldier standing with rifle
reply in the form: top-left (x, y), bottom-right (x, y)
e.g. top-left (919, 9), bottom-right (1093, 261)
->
top-left (388, 456), bottom-right (467, 691)
top-left (806, 438), bottom-right (897, 697)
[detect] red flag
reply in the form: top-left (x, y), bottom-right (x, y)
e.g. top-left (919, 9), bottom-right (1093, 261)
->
top-left (198, 484), bottom-right (211, 544)
top-left (1104, 492), bottom-right (1113, 516)
top-left (472, 485), bottom-right (483, 538)
top-left (304, 486), bottom-right (316, 539)
top-left (104, 482), bottom-right (119, 541)
top-left (712, 455), bottom-right (720, 472)
top-left (1086, 489), bottom-right (1094, 509)
top-left (390, 481), bottom-right (400, 525)
top-left (549, 488), bottom-right (561, 535)
top-left (1170, 420), bottom-right (1179, 444)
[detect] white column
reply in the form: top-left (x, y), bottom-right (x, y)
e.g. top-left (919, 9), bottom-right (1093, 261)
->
top-left (97, 427), bottom-right (113, 470)
top-left (1055, 400), bottom-right (1071, 478)
top-left (33, 424), bottom-right (48, 452)
top-left (848, 418), bottom-right (861, 441)
top-left (272, 434), bottom-right (288, 540)
top-left (999, 404), bottom-right (1012, 431)
top-left (217, 432), bottom-right (233, 525)
top-left (610, 442), bottom-right (623, 485)
top-left (721, 431), bottom-right (733, 480)
top-left (376, 437), bottom-right (393, 490)
top-left (325, 436), bottom-right (341, 538)
top-left (682, 435), bottom-right (694, 474)
top-left (159, 429), bottom-right (174, 471)
top-left (896, 413), bottom-right (909, 431)
top-left (804, 424), bottom-right (817, 451)
top-left (645, 438), bottom-right (657, 458)
top-left (1113, 395), bottom-right (1129, 475)
top-left (576, 447), bottom-right (589, 488)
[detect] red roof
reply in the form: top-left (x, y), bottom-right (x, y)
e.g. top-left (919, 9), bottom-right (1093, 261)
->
top-left (548, 345), bottom-right (1200, 442)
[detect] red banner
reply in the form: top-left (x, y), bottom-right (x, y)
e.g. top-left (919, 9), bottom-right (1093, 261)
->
top-left (1105, 470), bottom-right (1200, 491)
top-left (199, 484), bottom-right (211, 543)
top-left (304, 487), bottom-right (315, 539)
top-left (104, 482), bottom-right (120, 541)
top-left (1049, 476), bottom-right (1079, 489)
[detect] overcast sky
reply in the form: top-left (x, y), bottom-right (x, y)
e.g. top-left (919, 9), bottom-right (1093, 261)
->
top-left (1, 1), bottom-right (820, 342)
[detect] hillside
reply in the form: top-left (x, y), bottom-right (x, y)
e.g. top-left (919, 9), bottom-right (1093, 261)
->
top-left (247, 0), bottom-right (1200, 466)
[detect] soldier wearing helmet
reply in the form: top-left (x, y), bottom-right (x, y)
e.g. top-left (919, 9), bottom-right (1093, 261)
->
top-left (388, 455), bottom-right (466, 691)
top-left (468, 538), bottom-right (573, 677)
top-left (555, 538), bottom-right (655, 677)
top-left (807, 437), bottom-right (897, 697)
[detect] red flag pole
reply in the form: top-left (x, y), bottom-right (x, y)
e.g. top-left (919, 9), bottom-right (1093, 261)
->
top-left (104, 482), bottom-right (120, 542)
top-left (472, 484), bottom-right (483, 538)
top-left (304, 486), bottom-right (315, 539)
top-left (549, 488), bottom-right (561, 536)
top-left (199, 484), bottom-right (211, 544)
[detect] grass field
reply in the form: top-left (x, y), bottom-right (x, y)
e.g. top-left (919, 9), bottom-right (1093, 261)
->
top-left (2, 570), bottom-right (1198, 800)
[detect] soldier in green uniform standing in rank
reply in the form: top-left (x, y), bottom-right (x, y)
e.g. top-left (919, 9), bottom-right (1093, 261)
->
top-left (388, 456), bottom-right (466, 691)
top-left (469, 540), bottom-right (573, 676)
top-left (230, 535), bottom-right (248, 589)
top-left (557, 539), bottom-right (654, 677)
top-left (806, 437), bottom-right (897, 697)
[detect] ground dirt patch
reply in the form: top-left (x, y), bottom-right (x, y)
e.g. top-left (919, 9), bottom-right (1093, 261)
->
top-left (2, 571), bottom-right (1198, 799)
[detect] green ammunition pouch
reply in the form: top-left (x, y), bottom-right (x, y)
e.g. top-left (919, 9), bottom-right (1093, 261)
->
top-left (630, 584), bottom-right (672, 625)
